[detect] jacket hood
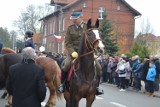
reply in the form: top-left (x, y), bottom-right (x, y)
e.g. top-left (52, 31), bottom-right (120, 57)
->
top-left (150, 64), bottom-right (156, 69)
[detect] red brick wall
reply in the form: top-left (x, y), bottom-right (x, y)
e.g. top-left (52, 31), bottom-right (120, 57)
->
top-left (62, 0), bottom-right (135, 52)
top-left (44, 0), bottom-right (138, 53)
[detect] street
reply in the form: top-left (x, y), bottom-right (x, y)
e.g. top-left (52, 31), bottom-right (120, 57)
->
top-left (0, 83), bottom-right (160, 107)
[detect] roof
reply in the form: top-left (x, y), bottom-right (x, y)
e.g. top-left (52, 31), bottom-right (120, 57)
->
top-left (137, 33), bottom-right (160, 42)
top-left (121, 0), bottom-right (141, 16)
top-left (51, 0), bottom-right (76, 5)
top-left (40, 0), bottom-right (141, 21)
top-left (39, 0), bottom-right (80, 21)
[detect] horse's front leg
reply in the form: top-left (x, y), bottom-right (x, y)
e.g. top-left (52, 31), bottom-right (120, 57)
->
top-left (5, 94), bottom-right (12, 107)
top-left (45, 81), bottom-right (56, 107)
top-left (70, 93), bottom-right (81, 107)
top-left (1, 89), bottom-right (8, 99)
top-left (64, 90), bottom-right (71, 107)
top-left (86, 93), bottom-right (95, 107)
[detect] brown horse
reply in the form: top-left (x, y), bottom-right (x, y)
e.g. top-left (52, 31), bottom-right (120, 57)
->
top-left (0, 48), bottom-right (62, 107)
top-left (64, 19), bottom-right (104, 107)
top-left (1, 48), bottom-right (16, 54)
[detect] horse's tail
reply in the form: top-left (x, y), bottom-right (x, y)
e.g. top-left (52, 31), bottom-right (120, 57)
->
top-left (53, 61), bottom-right (62, 99)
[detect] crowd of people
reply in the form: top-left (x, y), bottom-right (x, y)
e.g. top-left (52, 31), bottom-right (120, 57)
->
top-left (99, 54), bottom-right (160, 97)
top-left (1, 8), bottom-right (159, 107)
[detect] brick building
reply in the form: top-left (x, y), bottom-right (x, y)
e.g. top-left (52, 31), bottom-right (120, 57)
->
top-left (40, 0), bottom-right (141, 53)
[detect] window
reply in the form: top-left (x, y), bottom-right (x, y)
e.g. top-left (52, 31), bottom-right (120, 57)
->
top-left (117, 5), bottom-right (120, 11)
top-left (52, 21), bottom-right (55, 33)
top-left (116, 1), bottom-right (121, 11)
top-left (59, 19), bottom-right (61, 32)
top-left (49, 22), bottom-right (53, 35)
top-left (62, 18), bottom-right (66, 31)
top-left (98, 7), bottom-right (105, 20)
top-left (44, 25), bottom-right (47, 37)
top-left (43, 37), bottom-right (46, 45)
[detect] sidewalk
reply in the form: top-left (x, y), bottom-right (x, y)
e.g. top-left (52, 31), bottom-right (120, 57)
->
top-left (140, 81), bottom-right (160, 98)
top-left (103, 81), bottom-right (160, 98)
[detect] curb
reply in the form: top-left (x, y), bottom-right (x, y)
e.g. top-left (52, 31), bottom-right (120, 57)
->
top-left (101, 82), bottom-right (160, 98)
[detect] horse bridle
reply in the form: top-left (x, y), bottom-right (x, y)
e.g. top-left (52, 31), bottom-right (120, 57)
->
top-left (72, 28), bottom-right (102, 80)
top-left (79, 28), bottom-right (101, 57)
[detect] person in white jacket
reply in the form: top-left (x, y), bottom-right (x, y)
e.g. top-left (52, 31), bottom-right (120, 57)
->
top-left (116, 58), bottom-right (127, 91)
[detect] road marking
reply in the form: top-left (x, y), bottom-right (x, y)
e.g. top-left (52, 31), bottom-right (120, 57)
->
top-left (96, 96), bottom-right (103, 99)
top-left (110, 102), bottom-right (127, 107)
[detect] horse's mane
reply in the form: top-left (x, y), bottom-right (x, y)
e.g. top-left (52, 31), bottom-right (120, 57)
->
top-left (78, 32), bottom-right (85, 55)
top-left (2, 48), bottom-right (16, 54)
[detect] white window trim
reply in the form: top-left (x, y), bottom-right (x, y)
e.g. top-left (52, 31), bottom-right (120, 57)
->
top-left (98, 7), bottom-right (105, 20)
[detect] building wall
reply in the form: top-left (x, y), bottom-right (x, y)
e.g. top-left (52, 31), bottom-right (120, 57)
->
top-left (43, 0), bottom-right (138, 53)
top-left (63, 0), bottom-right (135, 52)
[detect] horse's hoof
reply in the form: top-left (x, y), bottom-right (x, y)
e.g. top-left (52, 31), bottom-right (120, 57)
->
top-left (45, 103), bottom-right (56, 107)
top-left (45, 105), bottom-right (56, 107)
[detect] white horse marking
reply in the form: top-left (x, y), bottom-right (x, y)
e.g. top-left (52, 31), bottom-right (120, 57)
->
top-left (93, 30), bottom-right (104, 48)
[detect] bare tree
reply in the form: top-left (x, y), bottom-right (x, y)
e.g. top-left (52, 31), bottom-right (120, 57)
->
top-left (135, 17), bottom-right (154, 46)
top-left (10, 30), bottom-right (17, 50)
top-left (13, 4), bottom-right (53, 36)
top-left (136, 17), bottom-right (154, 35)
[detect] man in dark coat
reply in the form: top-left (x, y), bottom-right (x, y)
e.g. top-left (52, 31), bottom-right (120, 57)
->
top-left (141, 57), bottom-right (150, 92)
top-left (6, 47), bottom-right (46, 107)
top-left (153, 55), bottom-right (160, 91)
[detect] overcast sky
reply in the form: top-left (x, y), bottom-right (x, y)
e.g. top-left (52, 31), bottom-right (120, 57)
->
top-left (0, 0), bottom-right (159, 36)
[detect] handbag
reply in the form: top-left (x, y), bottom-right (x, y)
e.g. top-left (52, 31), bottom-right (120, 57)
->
top-left (119, 70), bottom-right (126, 74)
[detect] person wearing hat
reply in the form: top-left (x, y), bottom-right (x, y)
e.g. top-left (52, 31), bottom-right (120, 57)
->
top-left (0, 41), bottom-right (3, 54)
top-left (24, 30), bottom-right (35, 49)
top-left (58, 9), bottom-right (104, 95)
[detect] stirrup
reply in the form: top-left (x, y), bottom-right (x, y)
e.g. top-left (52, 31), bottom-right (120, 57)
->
top-left (58, 84), bottom-right (65, 93)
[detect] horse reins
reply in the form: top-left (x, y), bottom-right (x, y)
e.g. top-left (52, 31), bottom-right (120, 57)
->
top-left (72, 28), bottom-right (102, 71)
top-left (78, 28), bottom-right (101, 57)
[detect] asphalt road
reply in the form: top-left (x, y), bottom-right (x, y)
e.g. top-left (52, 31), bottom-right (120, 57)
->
top-left (0, 83), bottom-right (160, 107)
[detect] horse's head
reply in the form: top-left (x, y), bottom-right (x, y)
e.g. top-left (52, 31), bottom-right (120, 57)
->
top-left (85, 19), bottom-right (104, 52)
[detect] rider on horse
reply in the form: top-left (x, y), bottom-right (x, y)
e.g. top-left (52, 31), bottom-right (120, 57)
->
top-left (24, 30), bottom-right (35, 49)
top-left (58, 9), bottom-right (104, 95)
top-left (0, 41), bottom-right (3, 54)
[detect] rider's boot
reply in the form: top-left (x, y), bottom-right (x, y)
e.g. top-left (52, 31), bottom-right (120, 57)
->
top-left (58, 56), bottom-right (72, 93)
top-left (58, 71), bottom-right (68, 93)
top-left (95, 73), bottom-right (104, 95)
top-left (95, 60), bottom-right (104, 95)
top-left (96, 87), bottom-right (104, 95)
